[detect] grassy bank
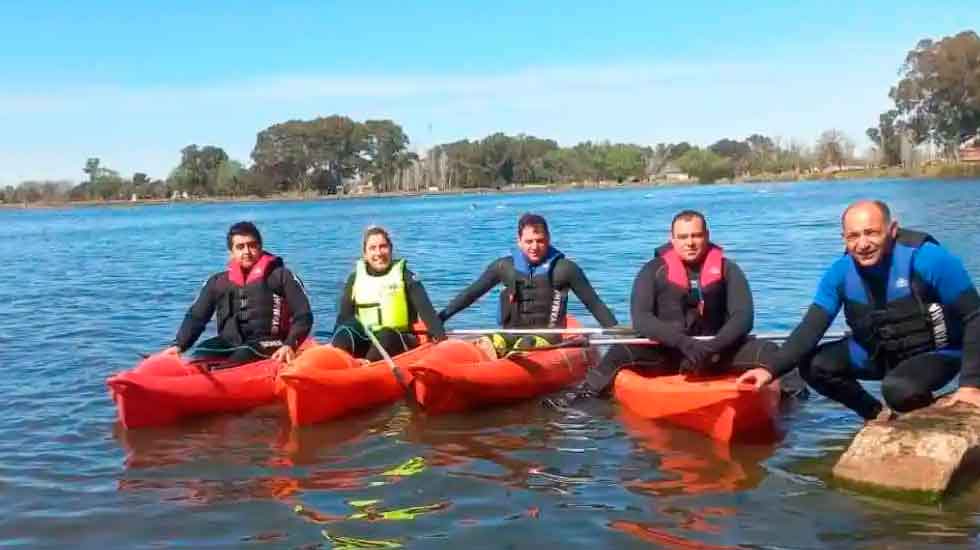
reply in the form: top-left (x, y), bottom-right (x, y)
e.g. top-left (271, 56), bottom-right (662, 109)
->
top-left (800, 163), bottom-right (980, 181)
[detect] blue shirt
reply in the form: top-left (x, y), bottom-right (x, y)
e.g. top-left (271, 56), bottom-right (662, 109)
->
top-left (813, 242), bottom-right (975, 318)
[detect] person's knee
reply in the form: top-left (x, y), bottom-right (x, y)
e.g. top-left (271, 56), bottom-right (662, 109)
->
top-left (798, 348), bottom-right (843, 385)
top-left (755, 340), bottom-right (779, 364)
top-left (585, 345), bottom-right (633, 394)
top-left (881, 376), bottom-right (931, 412)
top-left (732, 339), bottom-right (779, 373)
top-left (599, 344), bottom-right (633, 369)
top-left (375, 328), bottom-right (404, 350)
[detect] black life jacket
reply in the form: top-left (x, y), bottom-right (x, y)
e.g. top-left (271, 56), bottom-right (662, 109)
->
top-left (655, 243), bottom-right (727, 336)
top-left (498, 247), bottom-right (567, 329)
top-left (215, 253), bottom-right (291, 346)
top-left (842, 229), bottom-right (957, 366)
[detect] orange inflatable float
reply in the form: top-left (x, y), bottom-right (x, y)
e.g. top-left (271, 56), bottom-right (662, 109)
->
top-left (276, 343), bottom-right (436, 426)
top-left (612, 370), bottom-right (782, 443)
top-left (409, 317), bottom-right (598, 414)
top-left (107, 341), bottom-right (312, 429)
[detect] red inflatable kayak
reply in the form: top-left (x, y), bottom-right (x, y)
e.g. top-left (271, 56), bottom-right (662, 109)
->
top-left (408, 318), bottom-right (598, 414)
top-left (612, 370), bottom-right (782, 443)
top-left (107, 342), bottom-right (312, 429)
top-left (276, 343), bottom-right (437, 426)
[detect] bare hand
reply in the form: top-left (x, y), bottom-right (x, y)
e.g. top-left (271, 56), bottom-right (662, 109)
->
top-left (271, 345), bottom-right (295, 364)
top-left (736, 367), bottom-right (773, 390)
top-left (162, 345), bottom-right (181, 356)
top-left (936, 387), bottom-right (980, 409)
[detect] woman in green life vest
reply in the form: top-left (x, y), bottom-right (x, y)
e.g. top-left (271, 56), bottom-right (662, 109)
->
top-left (332, 226), bottom-right (446, 361)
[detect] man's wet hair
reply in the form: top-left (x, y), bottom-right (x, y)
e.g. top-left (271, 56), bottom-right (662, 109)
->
top-left (670, 210), bottom-right (708, 234)
top-left (841, 200), bottom-right (891, 228)
top-left (518, 213), bottom-right (550, 237)
top-left (227, 221), bottom-right (262, 250)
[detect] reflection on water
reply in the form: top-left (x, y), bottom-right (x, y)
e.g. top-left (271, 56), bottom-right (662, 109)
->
top-left (609, 519), bottom-right (739, 550)
top-left (619, 408), bottom-right (775, 497)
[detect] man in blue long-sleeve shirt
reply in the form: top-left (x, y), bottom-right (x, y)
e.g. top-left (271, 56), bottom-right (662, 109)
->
top-left (738, 200), bottom-right (980, 421)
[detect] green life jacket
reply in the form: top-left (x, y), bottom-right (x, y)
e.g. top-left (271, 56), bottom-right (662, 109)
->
top-left (352, 259), bottom-right (410, 331)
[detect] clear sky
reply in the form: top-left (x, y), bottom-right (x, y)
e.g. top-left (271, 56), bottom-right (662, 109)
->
top-left (0, 1), bottom-right (976, 184)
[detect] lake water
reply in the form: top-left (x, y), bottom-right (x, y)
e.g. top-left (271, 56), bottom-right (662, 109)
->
top-left (2, 179), bottom-right (980, 549)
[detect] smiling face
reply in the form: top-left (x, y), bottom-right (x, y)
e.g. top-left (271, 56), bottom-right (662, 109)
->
top-left (842, 202), bottom-right (898, 268)
top-left (517, 225), bottom-right (551, 265)
top-left (670, 216), bottom-right (709, 265)
top-left (363, 233), bottom-right (393, 272)
top-left (229, 234), bottom-right (262, 270)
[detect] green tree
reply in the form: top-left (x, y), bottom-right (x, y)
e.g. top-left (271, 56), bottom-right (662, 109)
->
top-left (251, 115), bottom-right (368, 193)
top-left (816, 129), bottom-right (853, 169)
top-left (132, 172), bottom-right (150, 186)
top-left (363, 120), bottom-right (414, 192)
top-left (676, 149), bottom-right (733, 183)
top-left (602, 144), bottom-right (647, 182)
top-left (866, 109), bottom-right (903, 166)
top-left (168, 145), bottom-right (230, 195)
top-left (71, 165), bottom-right (125, 200)
top-left (213, 160), bottom-right (246, 195)
top-left (84, 158), bottom-right (101, 184)
top-left (709, 138), bottom-right (752, 174)
top-left (509, 134), bottom-right (559, 183)
top-left (890, 30), bottom-right (980, 156)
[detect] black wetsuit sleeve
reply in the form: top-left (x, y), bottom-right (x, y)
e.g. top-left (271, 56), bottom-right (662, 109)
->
top-left (630, 259), bottom-right (687, 348)
top-left (334, 273), bottom-right (357, 327)
top-left (765, 304), bottom-right (833, 378)
top-left (438, 259), bottom-right (505, 322)
top-left (709, 260), bottom-right (753, 352)
top-left (955, 287), bottom-right (980, 387)
top-left (555, 259), bottom-right (619, 327)
top-left (406, 270), bottom-right (446, 340)
top-left (173, 274), bottom-right (220, 351)
top-left (279, 267), bottom-right (313, 349)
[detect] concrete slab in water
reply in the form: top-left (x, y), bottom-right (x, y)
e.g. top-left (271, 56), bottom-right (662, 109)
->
top-left (833, 402), bottom-right (980, 498)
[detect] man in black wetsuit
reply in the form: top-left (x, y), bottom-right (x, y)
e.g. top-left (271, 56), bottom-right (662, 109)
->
top-left (161, 221), bottom-right (313, 365)
top-left (548, 209), bottom-right (775, 406)
top-left (438, 212), bottom-right (619, 357)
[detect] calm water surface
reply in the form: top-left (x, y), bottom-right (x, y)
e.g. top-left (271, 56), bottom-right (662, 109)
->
top-left (2, 179), bottom-right (980, 549)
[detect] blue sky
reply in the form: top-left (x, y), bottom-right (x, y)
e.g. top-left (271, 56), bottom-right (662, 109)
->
top-left (0, 1), bottom-right (976, 184)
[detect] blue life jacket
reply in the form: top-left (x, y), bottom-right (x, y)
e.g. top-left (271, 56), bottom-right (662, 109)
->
top-left (843, 229), bottom-right (959, 367)
top-left (498, 246), bottom-right (567, 328)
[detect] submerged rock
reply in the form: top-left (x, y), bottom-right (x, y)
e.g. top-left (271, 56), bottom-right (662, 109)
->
top-left (832, 402), bottom-right (980, 500)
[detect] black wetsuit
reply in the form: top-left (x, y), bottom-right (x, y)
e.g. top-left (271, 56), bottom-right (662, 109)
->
top-left (438, 254), bottom-right (619, 337)
top-left (333, 265), bottom-right (445, 361)
top-left (764, 236), bottom-right (980, 420)
top-left (584, 253), bottom-right (774, 394)
top-left (174, 257), bottom-right (313, 365)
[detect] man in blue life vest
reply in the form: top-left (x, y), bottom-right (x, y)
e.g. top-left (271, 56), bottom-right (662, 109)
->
top-left (738, 200), bottom-right (980, 420)
top-left (332, 226), bottom-right (446, 361)
top-left (547, 209), bottom-right (776, 408)
top-left (161, 221), bottom-right (313, 365)
top-left (438, 212), bottom-right (619, 357)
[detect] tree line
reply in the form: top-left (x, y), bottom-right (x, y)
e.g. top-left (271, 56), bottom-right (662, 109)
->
top-left (4, 29), bottom-right (977, 204)
top-left (866, 30), bottom-right (980, 165)
top-left (0, 124), bottom-right (842, 204)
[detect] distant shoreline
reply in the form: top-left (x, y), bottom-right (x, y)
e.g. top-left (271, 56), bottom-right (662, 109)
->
top-left (4, 166), bottom-right (980, 210)
top-left (0, 181), bottom-right (665, 210)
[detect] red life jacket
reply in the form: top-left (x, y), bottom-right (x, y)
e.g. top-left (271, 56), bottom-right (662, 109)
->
top-left (656, 243), bottom-right (727, 336)
top-left (216, 253), bottom-right (292, 344)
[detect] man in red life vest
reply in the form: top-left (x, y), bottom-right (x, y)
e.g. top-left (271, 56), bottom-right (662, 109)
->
top-left (160, 221), bottom-right (313, 365)
top-left (547, 210), bottom-right (777, 407)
